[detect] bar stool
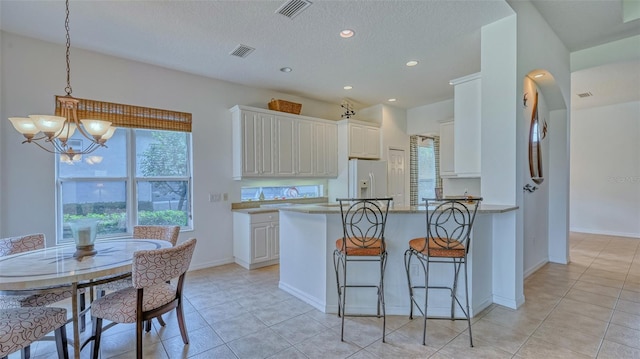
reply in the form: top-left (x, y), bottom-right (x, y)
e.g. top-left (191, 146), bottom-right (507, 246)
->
top-left (333, 197), bottom-right (392, 342)
top-left (404, 197), bottom-right (481, 346)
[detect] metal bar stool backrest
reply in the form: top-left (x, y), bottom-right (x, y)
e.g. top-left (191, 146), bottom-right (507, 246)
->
top-left (337, 198), bottom-right (392, 256)
top-left (422, 198), bottom-right (481, 257)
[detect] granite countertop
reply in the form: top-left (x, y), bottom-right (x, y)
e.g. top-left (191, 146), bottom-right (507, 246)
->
top-left (232, 207), bottom-right (281, 214)
top-left (277, 203), bottom-right (518, 214)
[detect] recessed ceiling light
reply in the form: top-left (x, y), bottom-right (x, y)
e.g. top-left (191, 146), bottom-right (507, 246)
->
top-left (388, 98), bottom-right (397, 102)
top-left (340, 29), bottom-right (355, 38)
top-left (343, 85), bottom-right (353, 90)
top-left (406, 60), bottom-right (419, 67)
top-left (534, 73), bottom-right (545, 78)
top-left (280, 67), bottom-right (292, 73)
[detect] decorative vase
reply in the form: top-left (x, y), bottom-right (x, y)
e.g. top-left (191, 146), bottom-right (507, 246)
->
top-left (68, 218), bottom-right (99, 259)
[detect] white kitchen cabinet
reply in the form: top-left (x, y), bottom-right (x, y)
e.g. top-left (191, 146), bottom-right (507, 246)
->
top-left (233, 211), bottom-right (279, 269)
top-left (231, 105), bottom-right (338, 179)
top-left (442, 72), bottom-right (481, 177)
top-left (313, 122), bottom-right (338, 176)
top-left (339, 119), bottom-right (381, 159)
top-left (296, 119), bottom-right (315, 176)
top-left (232, 109), bottom-right (275, 179)
top-left (274, 115), bottom-right (296, 176)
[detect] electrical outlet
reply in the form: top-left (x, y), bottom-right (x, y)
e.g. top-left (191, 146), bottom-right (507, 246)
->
top-left (223, 193), bottom-right (228, 201)
top-left (209, 193), bottom-right (222, 202)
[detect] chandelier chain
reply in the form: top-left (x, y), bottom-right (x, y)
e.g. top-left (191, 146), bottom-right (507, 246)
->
top-left (64, 0), bottom-right (72, 96)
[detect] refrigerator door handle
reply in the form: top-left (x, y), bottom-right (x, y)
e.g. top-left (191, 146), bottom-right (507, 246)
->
top-left (369, 172), bottom-right (375, 198)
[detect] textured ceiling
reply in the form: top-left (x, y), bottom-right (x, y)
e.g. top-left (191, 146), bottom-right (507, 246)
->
top-left (1, 0), bottom-right (638, 111)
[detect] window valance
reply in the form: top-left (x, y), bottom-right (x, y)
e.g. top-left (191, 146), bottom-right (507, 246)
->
top-left (55, 96), bottom-right (192, 132)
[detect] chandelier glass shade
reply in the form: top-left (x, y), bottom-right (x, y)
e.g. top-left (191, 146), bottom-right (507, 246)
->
top-left (7, 0), bottom-right (115, 157)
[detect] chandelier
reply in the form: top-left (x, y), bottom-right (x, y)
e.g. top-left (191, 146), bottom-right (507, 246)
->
top-left (7, 0), bottom-right (115, 158)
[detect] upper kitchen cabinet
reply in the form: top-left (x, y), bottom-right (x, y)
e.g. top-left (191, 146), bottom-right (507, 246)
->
top-left (231, 105), bottom-right (338, 179)
top-left (231, 109), bottom-right (275, 178)
top-left (443, 72), bottom-right (481, 178)
top-left (339, 119), bottom-right (381, 159)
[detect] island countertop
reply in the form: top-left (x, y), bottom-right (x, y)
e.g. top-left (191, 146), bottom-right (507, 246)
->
top-left (277, 202), bottom-right (518, 214)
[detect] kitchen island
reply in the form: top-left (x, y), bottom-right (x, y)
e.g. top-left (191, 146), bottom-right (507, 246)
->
top-left (277, 203), bottom-right (519, 317)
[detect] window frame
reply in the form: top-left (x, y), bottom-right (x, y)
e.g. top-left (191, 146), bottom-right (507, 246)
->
top-left (55, 128), bottom-right (193, 244)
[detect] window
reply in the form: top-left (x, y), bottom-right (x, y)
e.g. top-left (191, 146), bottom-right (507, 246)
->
top-left (410, 135), bottom-right (441, 205)
top-left (241, 184), bottom-right (323, 202)
top-left (418, 142), bottom-right (436, 200)
top-left (57, 128), bottom-right (192, 243)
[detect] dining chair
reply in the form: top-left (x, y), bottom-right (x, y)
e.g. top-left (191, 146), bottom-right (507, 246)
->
top-left (333, 198), bottom-right (392, 342)
top-left (90, 237), bottom-right (197, 359)
top-left (404, 197), bottom-right (481, 346)
top-left (0, 307), bottom-right (69, 359)
top-left (94, 225), bottom-right (180, 330)
top-left (0, 233), bottom-right (87, 331)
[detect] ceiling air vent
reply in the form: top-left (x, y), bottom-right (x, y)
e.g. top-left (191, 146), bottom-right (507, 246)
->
top-left (276, 0), bottom-right (312, 19)
top-left (577, 92), bottom-right (593, 98)
top-left (229, 44), bottom-right (255, 58)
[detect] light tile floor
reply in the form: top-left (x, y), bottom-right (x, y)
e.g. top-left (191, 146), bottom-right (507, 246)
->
top-left (17, 232), bottom-right (640, 358)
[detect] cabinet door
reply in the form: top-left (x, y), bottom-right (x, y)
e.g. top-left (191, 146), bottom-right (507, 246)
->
top-left (258, 113), bottom-right (275, 176)
top-left (296, 120), bottom-right (314, 176)
top-left (439, 121), bottom-right (455, 176)
top-left (240, 111), bottom-right (260, 177)
top-left (325, 123), bottom-right (338, 176)
top-left (313, 122), bottom-right (338, 177)
top-left (270, 221), bottom-right (279, 260)
top-left (364, 126), bottom-right (381, 158)
top-left (251, 223), bottom-right (270, 263)
top-left (240, 111), bottom-right (275, 177)
top-left (274, 116), bottom-right (296, 176)
top-left (349, 124), bottom-right (365, 158)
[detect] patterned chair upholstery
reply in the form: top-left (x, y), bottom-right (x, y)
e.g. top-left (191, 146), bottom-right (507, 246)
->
top-left (96, 226), bottom-right (181, 293)
top-left (95, 225), bottom-right (181, 331)
top-left (0, 307), bottom-right (69, 359)
top-left (0, 234), bottom-right (86, 317)
top-left (133, 225), bottom-right (180, 246)
top-left (91, 237), bottom-right (196, 359)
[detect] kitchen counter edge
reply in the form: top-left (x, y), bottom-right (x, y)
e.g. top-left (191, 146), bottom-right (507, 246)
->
top-left (277, 203), bottom-right (518, 214)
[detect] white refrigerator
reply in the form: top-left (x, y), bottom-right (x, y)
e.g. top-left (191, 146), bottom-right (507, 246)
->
top-left (348, 159), bottom-right (388, 198)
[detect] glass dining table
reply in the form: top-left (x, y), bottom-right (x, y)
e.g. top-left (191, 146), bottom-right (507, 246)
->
top-left (0, 238), bottom-right (172, 358)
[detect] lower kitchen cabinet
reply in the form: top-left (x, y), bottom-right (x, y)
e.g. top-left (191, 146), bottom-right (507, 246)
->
top-left (233, 211), bottom-right (279, 269)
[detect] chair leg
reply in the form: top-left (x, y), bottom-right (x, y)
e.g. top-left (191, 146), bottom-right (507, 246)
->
top-left (332, 250), bottom-right (342, 318)
top-left (136, 318), bottom-right (143, 359)
top-left (404, 250), bottom-right (415, 320)
top-left (145, 319), bottom-right (152, 332)
top-left (422, 259), bottom-right (430, 346)
top-left (463, 259), bottom-right (473, 347)
top-left (55, 324), bottom-right (69, 359)
top-left (340, 257), bottom-right (348, 342)
top-left (156, 315), bottom-right (166, 327)
top-left (176, 301), bottom-right (190, 344)
top-left (21, 346), bottom-right (29, 359)
top-left (80, 292), bottom-right (86, 333)
top-left (380, 253), bottom-right (387, 343)
top-left (91, 317), bottom-right (103, 359)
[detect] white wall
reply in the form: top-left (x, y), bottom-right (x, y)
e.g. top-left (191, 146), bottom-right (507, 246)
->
top-left (570, 101), bottom-right (640, 238)
top-left (0, 31), bottom-right (341, 270)
top-left (406, 99), bottom-right (453, 135)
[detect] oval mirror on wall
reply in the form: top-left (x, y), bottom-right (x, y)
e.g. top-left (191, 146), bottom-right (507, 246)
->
top-left (528, 90), bottom-right (543, 184)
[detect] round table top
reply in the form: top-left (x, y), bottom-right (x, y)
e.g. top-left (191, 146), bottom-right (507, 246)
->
top-left (0, 239), bottom-right (172, 291)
